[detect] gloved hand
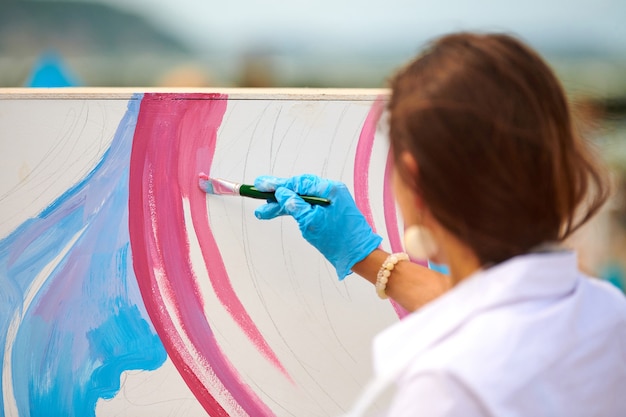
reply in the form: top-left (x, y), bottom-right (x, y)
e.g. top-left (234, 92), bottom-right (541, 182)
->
top-left (254, 174), bottom-right (382, 280)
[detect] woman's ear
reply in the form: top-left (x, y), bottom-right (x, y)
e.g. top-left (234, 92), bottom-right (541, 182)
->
top-left (393, 151), bottom-right (426, 226)
top-left (400, 151), bottom-right (418, 179)
top-left (399, 151), bottom-right (425, 210)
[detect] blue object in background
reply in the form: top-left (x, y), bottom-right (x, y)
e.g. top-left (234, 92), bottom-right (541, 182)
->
top-left (25, 51), bottom-right (80, 87)
top-left (428, 260), bottom-right (450, 275)
top-left (600, 262), bottom-right (625, 293)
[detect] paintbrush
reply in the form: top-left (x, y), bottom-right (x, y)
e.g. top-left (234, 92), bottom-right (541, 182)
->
top-left (198, 173), bottom-right (331, 206)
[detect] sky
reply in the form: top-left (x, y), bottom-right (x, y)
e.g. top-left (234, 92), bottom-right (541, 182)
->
top-left (78, 0), bottom-right (626, 56)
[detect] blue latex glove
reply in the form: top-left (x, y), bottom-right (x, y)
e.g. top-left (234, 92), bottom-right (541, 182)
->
top-left (254, 174), bottom-right (382, 280)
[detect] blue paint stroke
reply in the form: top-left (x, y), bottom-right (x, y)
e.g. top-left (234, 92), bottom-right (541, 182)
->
top-left (0, 94), bottom-right (166, 416)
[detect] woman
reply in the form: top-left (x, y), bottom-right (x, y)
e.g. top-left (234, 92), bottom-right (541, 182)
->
top-left (254, 32), bottom-right (626, 416)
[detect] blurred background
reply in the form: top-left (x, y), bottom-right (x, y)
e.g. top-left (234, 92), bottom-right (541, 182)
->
top-left (1, 0), bottom-right (625, 290)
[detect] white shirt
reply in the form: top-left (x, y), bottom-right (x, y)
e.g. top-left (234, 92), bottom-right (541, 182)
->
top-left (349, 251), bottom-right (626, 417)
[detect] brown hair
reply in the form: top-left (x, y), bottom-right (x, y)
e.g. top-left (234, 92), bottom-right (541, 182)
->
top-left (388, 32), bottom-right (610, 265)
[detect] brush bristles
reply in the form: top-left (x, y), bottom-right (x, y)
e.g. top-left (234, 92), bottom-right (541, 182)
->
top-left (198, 179), bottom-right (214, 194)
top-left (197, 175), bottom-right (238, 195)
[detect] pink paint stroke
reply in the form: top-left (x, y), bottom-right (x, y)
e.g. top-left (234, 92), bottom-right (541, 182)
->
top-left (353, 99), bottom-right (385, 229)
top-left (355, 98), bottom-right (408, 318)
top-left (129, 93), bottom-right (275, 416)
top-left (383, 149), bottom-right (428, 271)
top-left (382, 150), bottom-right (403, 254)
top-left (177, 97), bottom-right (291, 379)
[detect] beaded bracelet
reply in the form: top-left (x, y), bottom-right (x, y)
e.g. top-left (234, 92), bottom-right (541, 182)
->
top-left (375, 252), bottom-right (409, 299)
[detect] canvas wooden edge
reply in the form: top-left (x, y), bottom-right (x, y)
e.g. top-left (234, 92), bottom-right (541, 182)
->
top-left (0, 87), bottom-right (390, 101)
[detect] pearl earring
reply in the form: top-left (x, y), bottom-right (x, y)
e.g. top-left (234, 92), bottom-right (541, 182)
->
top-left (403, 224), bottom-right (438, 260)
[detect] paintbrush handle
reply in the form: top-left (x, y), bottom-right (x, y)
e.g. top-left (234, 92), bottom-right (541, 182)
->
top-left (239, 184), bottom-right (331, 206)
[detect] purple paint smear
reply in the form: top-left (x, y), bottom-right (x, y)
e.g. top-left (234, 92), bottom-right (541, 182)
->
top-left (1, 96), bottom-right (166, 416)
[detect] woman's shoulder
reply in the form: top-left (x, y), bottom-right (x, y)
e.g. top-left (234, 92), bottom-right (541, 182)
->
top-left (398, 277), bottom-right (626, 414)
top-left (413, 274), bottom-right (625, 368)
